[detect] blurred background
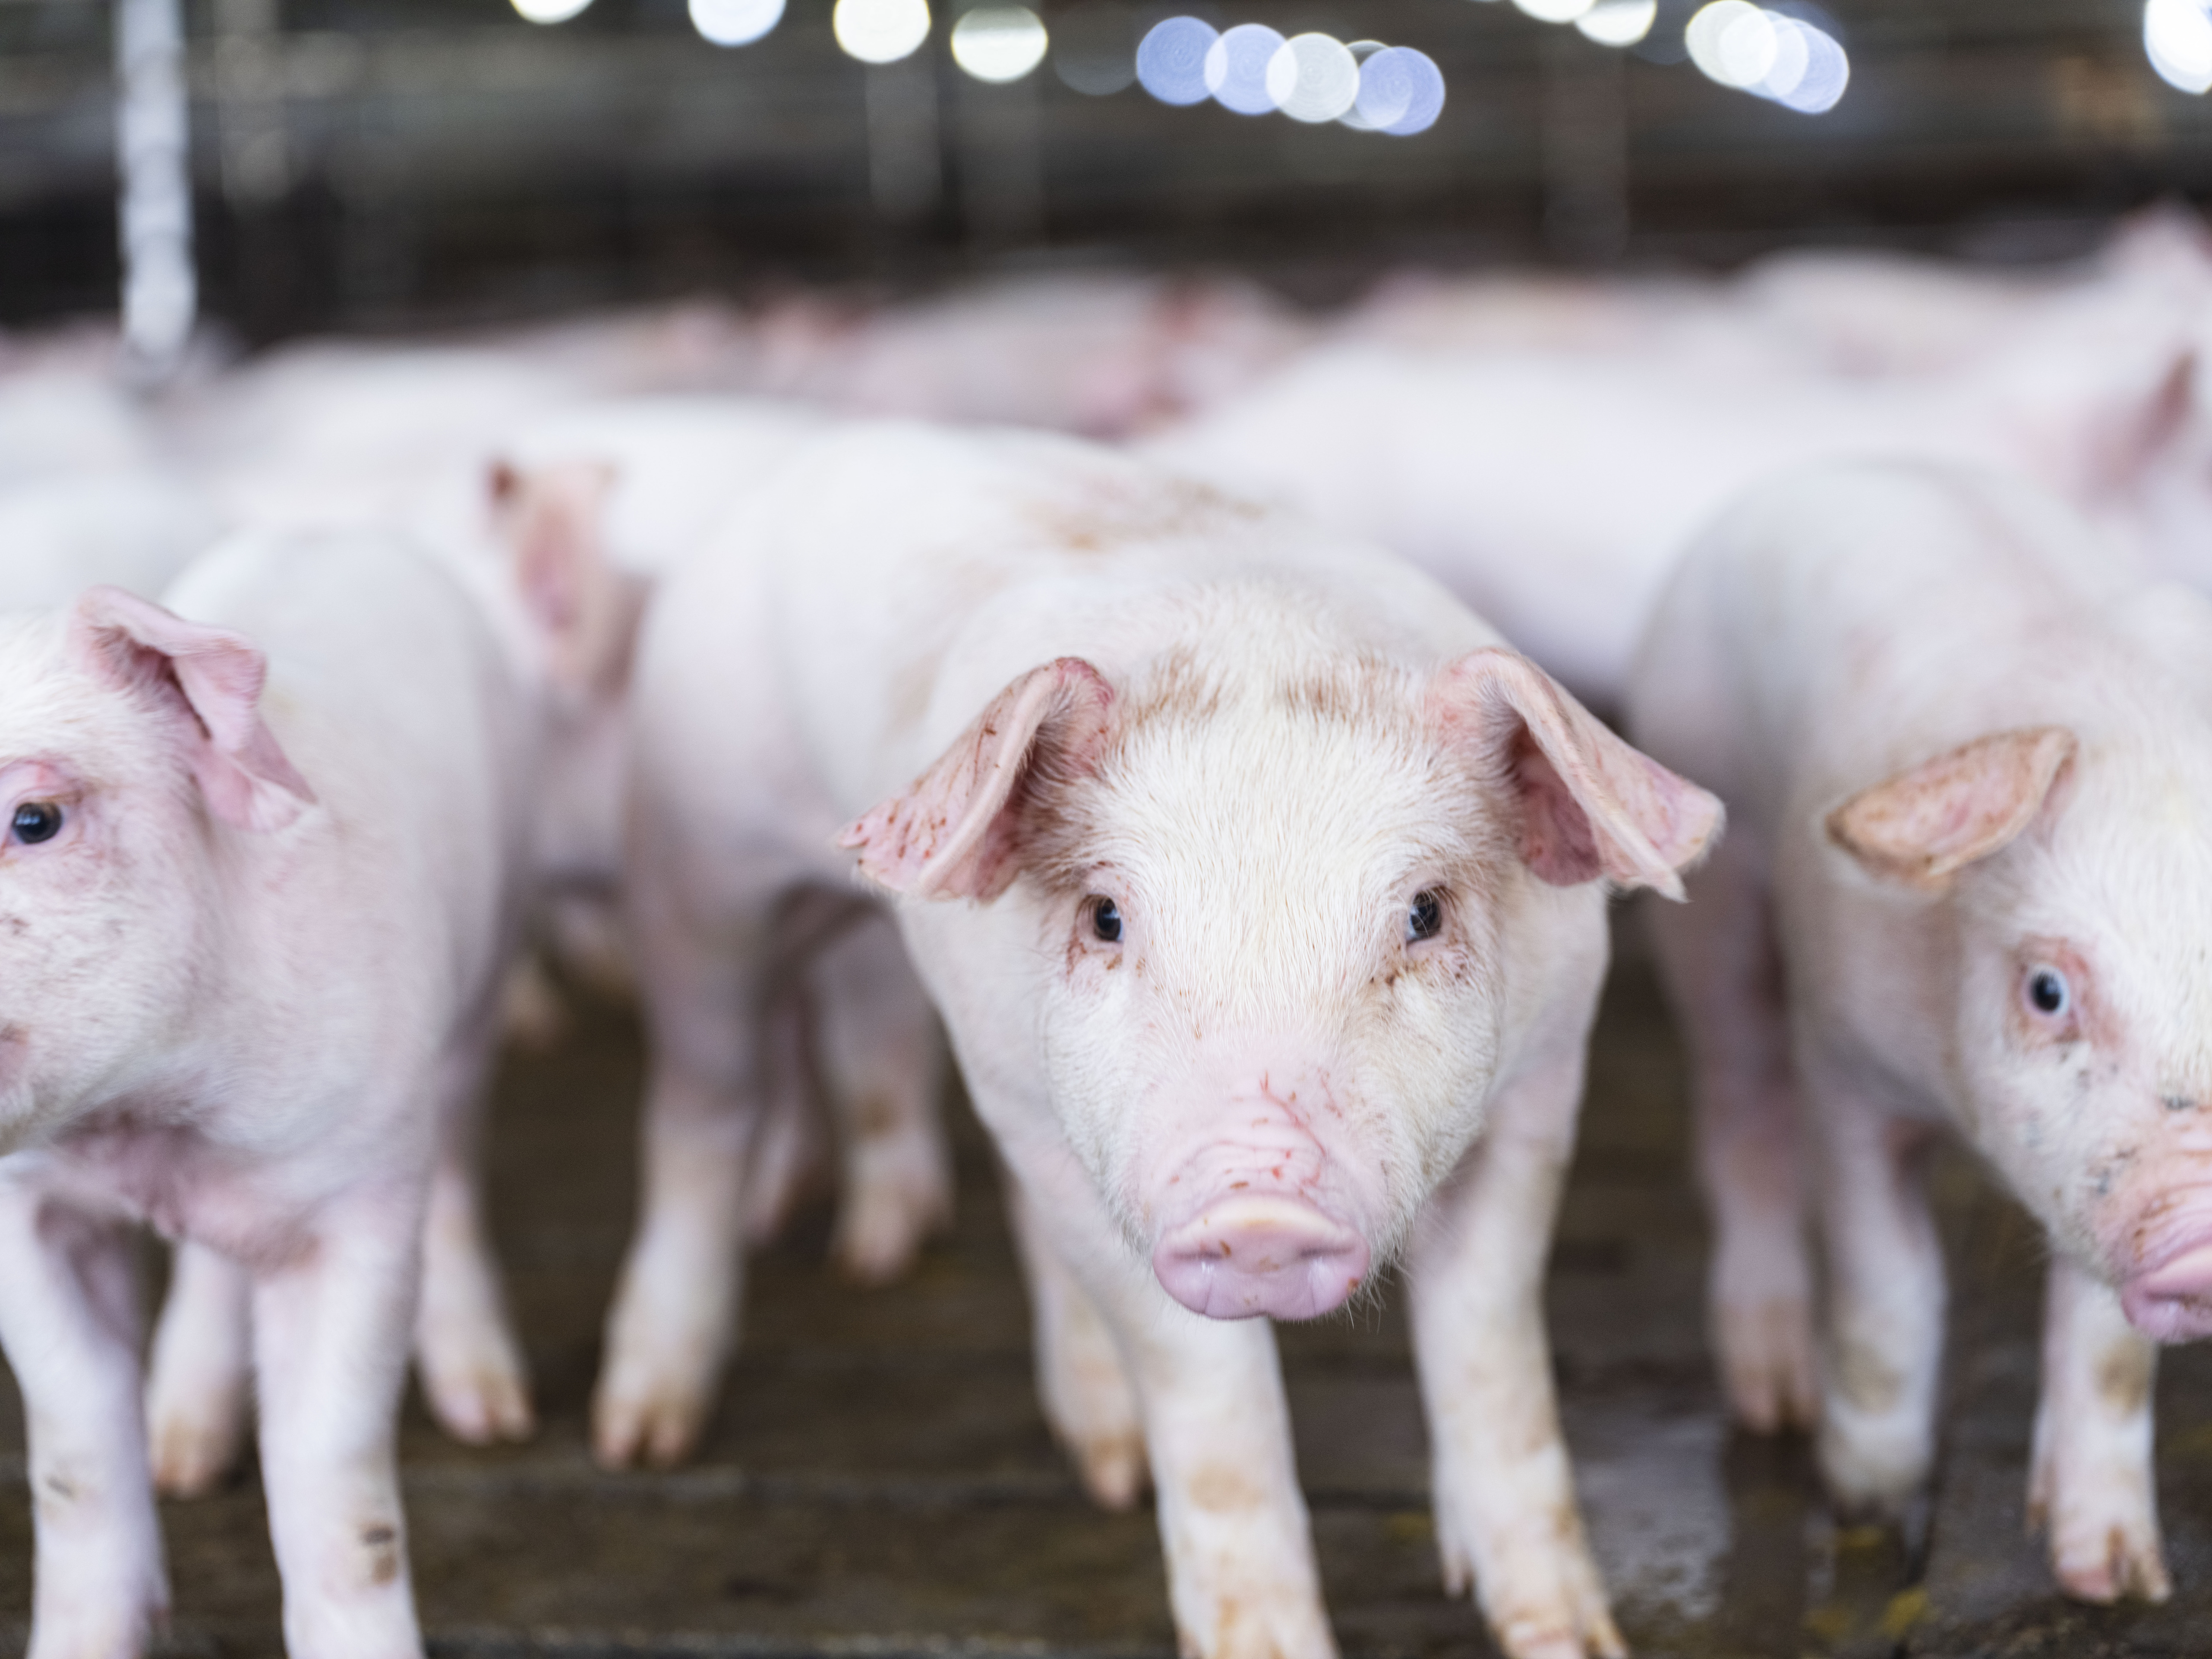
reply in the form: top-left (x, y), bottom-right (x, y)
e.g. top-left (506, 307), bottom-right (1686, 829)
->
top-left (5, 0), bottom-right (2209, 348)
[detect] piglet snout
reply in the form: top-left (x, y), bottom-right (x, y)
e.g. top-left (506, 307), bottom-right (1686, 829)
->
top-left (1153, 1195), bottom-right (1369, 1321)
top-left (2122, 1241), bottom-right (2212, 1342)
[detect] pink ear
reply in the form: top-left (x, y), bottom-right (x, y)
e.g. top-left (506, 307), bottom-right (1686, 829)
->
top-left (839, 658), bottom-right (1116, 901)
top-left (68, 587), bottom-right (318, 834)
top-left (1827, 727), bottom-right (2076, 890)
top-left (487, 456), bottom-right (632, 692)
top-left (1429, 647), bottom-right (1723, 900)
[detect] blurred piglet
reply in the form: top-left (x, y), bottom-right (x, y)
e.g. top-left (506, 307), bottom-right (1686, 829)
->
top-left (622, 423), bottom-right (1719, 1658)
top-left (0, 529), bottom-right (532, 1654)
top-left (1632, 460), bottom-right (2212, 1603)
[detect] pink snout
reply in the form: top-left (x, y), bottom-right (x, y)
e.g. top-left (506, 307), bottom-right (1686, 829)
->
top-left (2123, 1241), bottom-right (2212, 1342)
top-left (1152, 1194), bottom-right (1370, 1321)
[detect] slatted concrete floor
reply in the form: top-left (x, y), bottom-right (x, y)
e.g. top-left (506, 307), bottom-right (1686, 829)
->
top-left (0, 930), bottom-right (2207, 1657)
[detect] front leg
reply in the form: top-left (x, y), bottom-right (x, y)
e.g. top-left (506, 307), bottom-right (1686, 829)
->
top-left (1407, 1054), bottom-right (1624, 1659)
top-left (0, 1187), bottom-right (166, 1659)
top-left (1801, 1050), bottom-right (1947, 1514)
top-left (1000, 1138), bottom-right (1333, 1659)
top-left (2029, 1258), bottom-right (2168, 1603)
top-left (252, 1190), bottom-right (425, 1659)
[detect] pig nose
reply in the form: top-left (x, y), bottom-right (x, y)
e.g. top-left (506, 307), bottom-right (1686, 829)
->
top-left (2122, 1242), bottom-right (2212, 1342)
top-left (1152, 1195), bottom-right (1369, 1322)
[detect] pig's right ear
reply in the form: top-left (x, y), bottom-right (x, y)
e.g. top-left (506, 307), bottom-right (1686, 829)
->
top-left (487, 456), bottom-right (629, 692)
top-left (838, 658), bottom-right (1116, 902)
top-left (68, 586), bottom-right (317, 834)
top-left (1827, 727), bottom-right (2076, 891)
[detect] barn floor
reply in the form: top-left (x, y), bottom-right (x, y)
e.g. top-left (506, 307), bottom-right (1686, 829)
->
top-left (1, 922), bottom-right (2208, 1658)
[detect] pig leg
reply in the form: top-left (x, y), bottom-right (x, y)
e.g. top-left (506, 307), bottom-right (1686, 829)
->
top-left (595, 884), bottom-right (779, 1469)
top-left (1003, 1173), bottom-right (1146, 1509)
top-left (0, 1190), bottom-right (167, 1657)
top-left (1408, 1053), bottom-right (1625, 1659)
top-left (1649, 840), bottom-right (1817, 1432)
top-left (2029, 1258), bottom-right (2169, 1603)
top-left (413, 1019), bottom-right (534, 1445)
top-left (994, 1136), bottom-right (1334, 1659)
top-left (814, 913), bottom-right (953, 1284)
top-left (252, 1192), bottom-right (423, 1656)
top-left (738, 984), bottom-right (827, 1248)
top-left (1803, 1063), bottom-right (1946, 1515)
top-left (145, 1240), bottom-right (254, 1496)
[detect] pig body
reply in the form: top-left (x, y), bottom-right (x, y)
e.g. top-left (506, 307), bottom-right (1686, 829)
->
top-left (622, 421), bottom-right (1717, 1658)
top-left (1630, 459), bottom-right (2212, 1603)
top-left (0, 470), bottom-right (221, 608)
top-left (0, 529), bottom-right (531, 1655)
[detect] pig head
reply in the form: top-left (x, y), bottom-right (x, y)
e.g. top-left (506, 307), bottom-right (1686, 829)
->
top-left (1825, 717), bottom-right (2212, 1343)
top-left (845, 643), bottom-right (1717, 1321)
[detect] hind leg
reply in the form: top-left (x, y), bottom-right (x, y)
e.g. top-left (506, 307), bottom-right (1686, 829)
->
top-left (740, 983), bottom-right (830, 1248)
top-left (145, 1241), bottom-right (255, 1498)
top-left (814, 909), bottom-right (952, 1284)
top-left (1649, 836), bottom-right (1817, 1433)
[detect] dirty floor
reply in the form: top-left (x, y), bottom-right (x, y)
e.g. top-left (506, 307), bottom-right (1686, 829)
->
top-left (0, 937), bottom-right (2206, 1658)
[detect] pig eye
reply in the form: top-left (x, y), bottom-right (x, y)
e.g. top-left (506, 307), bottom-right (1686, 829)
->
top-left (1407, 889), bottom-right (1444, 943)
top-left (9, 802), bottom-right (62, 846)
top-left (2026, 966), bottom-right (2070, 1018)
top-left (1090, 896), bottom-right (1123, 944)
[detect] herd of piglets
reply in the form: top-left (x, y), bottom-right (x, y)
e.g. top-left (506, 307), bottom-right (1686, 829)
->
top-left (6, 202), bottom-right (2212, 1657)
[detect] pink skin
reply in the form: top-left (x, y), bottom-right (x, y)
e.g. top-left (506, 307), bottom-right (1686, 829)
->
top-left (2120, 1217), bottom-right (2212, 1341)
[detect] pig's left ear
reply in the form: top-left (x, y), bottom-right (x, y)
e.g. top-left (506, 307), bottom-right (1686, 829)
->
top-left (69, 586), bottom-right (318, 834)
top-left (1827, 726), bottom-right (2076, 891)
top-left (839, 657), bottom-right (1116, 902)
top-left (1430, 647), bottom-right (1723, 901)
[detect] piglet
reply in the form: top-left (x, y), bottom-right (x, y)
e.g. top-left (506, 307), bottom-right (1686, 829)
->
top-left (1631, 458), bottom-right (2212, 1603)
top-left (0, 527), bottom-right (531, 1655)
top-left (622, 421), bottom-right (1719, 1659)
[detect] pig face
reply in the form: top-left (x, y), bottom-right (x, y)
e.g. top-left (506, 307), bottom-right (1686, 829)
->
top-left (0, 590), bottom-right (313, 1152)
top-left (846, 639), bottom-right (1718, 1322)
top-left (1828, 725), bottom-right (2212, 1341)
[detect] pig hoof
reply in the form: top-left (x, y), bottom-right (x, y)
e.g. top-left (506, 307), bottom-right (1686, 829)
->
top-left (147, 1409), bottom-right (244, 1498)
top-left (1715, 1293), bottom-right (1818, 1433)
top-left (593, 1380), bottom-right (711, 1470)
top-left (1072, 1427), bottom-right (1150, 1511)
top-left (423, 1355), bottom-right (536, 1446)
top-left (833, 1161), bottom-right (953, 1286)
top-left (498, 955), bottom-right (570, 1053)
top-left (2048, 1514), bottom-right (2171, 1604)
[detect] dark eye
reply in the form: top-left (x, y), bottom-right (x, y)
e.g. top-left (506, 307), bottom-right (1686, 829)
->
top-left (9, 802), bottom-right (62, 846)
top-left (2027, 967), bottom-right (2070, 1018)
top-left (1407, 889), bottom-right (1444, 943)
top-left (1090, 897), bottom-right (1122, 943)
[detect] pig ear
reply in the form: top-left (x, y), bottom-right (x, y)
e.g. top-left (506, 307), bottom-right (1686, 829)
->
top-left (68, 586), bottom-right (317, 834)
top-left (1430, 647), bottom-right (1723, 901)
top-left (1827, 727), bottom-right (2076, 890)
top-left (487, 456), bottom-right (630, 692)
top-left (839, 658), bottom-right (1116, 902)
top-left (2100, 348), bottom-right (2197, 492)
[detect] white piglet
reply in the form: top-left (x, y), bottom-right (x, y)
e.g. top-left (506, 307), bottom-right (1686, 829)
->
top-left (1631, 459), bottom-right (2212, 1604)
top-left (0, 530), bottom-right (531, 1655)
top-left (623, 423), bottom-right (1719, 1659)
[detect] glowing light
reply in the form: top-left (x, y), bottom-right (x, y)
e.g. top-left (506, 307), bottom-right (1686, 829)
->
top-left (1136, 15), bottom-right (1217, 104)
top-left (833, 0), bottom-right (930, 63)
top-left (1514, 0), bottom-right (1595, 20)
top-left (688, 0), bottom-right (782, 44)
top-left (1356, 45), bottom-right (1445, 136)
top-left (1054, 2), bottom-right (1137, 95)
top-left (952, 5), bottom-right (1047, 80)
top-left (1267, 32), bottom-right (1359, 122)
top-left (1576, 0), bottom-right (1656, 45)
top-left (1767, 17), bottom-right (1846, 109)
top-left (1686, 0), bottom-right (1774, 87)
top-left (513, 0), bottom-right (591, 22)
top-left (1205, 22), bottom-right (1287, 115)
top-left (2148, 0), bottom-right (2212, 92)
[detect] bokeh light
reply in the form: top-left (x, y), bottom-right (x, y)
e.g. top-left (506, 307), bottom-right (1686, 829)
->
top-left (1054, 2), bottom-right (1138, 95)
top-left (1267, 33), bottom-right (1360, 123)
top-left (513, 0), bottom-right (592, 23)
top-left (1513, 0), bottom-right (1595, 21)
top-left (1576, 0), bottom-right (1657, 46)
top-left (688, 0), bottom-right (782, 46)
top-left (1686, 0), bottom-right (1774, 86)
top-left (1357, 45), bottom-right (1445, 136)
top-left (833, 0), bottom-right (931, 63)
top-left (2147, 0), bottom-right (2212, 92)
top-left (1687, 2), bottom-right (1846, 109)
top-left (1136, 16), bottom-right (1217, 104)
top-left (1205, 22), bottom-right (1287, 115)
top-left (951, 6), bottom-right (1048, 81)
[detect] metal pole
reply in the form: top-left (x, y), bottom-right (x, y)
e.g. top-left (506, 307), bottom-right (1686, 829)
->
top-left (115, 0), bottom-right (196, 379)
